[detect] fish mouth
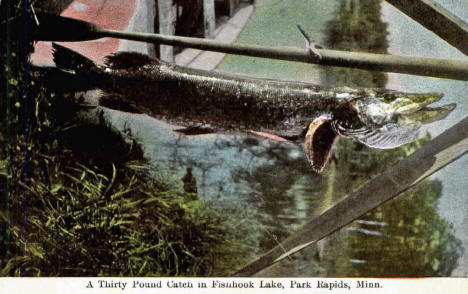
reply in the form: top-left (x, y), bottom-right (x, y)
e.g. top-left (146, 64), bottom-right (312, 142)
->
top-left (382, 92), bottom-right (444, 113)
top-left (304, 117), bottom-right (339, 173)
top-left (333, 92), bottom-right (456, 150)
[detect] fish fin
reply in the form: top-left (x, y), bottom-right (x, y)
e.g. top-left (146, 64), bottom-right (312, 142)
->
top-left (98, 93), bottom-right (143, 114)
top-left (174, 126), bottom-right (216, 135)
top-left (304, 117), bottom-right (339, 173)
top-left (336, 103), bottom-right (456, 149)
top-left (248, 131), bottom-right (289, 142)
top-left (338, 123), bottom-right (420, 149)
top-left (104, 52), bottom-right (158, 69)
top-left (40, 66), bottom-right (91, 92)
top-left (52, 43), bottom-right (99, 73)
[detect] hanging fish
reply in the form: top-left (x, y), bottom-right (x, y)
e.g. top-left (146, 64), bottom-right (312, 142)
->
top-left (48, 43), bottom-right (455, 172)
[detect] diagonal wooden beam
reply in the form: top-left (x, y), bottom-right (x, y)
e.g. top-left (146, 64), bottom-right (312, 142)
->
top-left (385, 0), bottom-right (468, 55)
top-left (233, 116), bottom-right (468, 276)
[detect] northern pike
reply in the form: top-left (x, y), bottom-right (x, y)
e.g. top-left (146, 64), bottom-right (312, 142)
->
top-left (49, 43), bottom-right (455, 172)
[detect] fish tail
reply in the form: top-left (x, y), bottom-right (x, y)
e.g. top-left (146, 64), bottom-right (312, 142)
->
top-left (51, 43), bottom-right (103, 91)
top-left (52, 43), bottom-right (100, 73)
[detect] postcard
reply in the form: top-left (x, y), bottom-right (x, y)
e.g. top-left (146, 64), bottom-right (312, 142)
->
top-left (1, 0), bottom-right (467, 293)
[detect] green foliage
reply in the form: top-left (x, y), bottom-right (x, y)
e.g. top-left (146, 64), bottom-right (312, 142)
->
top-left (1, 159), bottom-right (256, 276)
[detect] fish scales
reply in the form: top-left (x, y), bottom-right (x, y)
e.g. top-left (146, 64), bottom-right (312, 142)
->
top-left (99, 62), bottom-right (343, 134)
top-left (48, 44), bottom-right (455, 172)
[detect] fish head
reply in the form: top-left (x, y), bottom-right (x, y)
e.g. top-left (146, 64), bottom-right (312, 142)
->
top-left (304, 89), bottom-right (455, 172)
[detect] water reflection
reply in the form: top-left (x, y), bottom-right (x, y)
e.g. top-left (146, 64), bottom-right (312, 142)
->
top-left (339, 180), bottom-right (461, 277)
top-left (380, 0), bottom-right (468, 276)
top-left (105, 0), bottom-right (462, 276)
top-left (213, 137), bottom-right (326, 249)
top-left (143, 123), bottom-right (326, 249)
top-left (305, 0), bottom-right (463, 277)
top-left (323, 0), bottom-right (388, 88)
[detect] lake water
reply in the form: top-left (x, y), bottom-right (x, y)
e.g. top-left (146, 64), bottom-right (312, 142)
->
top-left (381, 0), bottom-right (468, 276)
top-left (105, 0), bottom-right (467, 276)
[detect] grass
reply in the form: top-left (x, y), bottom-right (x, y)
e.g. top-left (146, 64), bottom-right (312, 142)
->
top-left (1, 154), bottom-right (257, 276)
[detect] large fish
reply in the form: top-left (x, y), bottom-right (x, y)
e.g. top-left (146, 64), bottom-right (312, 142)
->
top-left (49, 43), bottom-right (455, 172)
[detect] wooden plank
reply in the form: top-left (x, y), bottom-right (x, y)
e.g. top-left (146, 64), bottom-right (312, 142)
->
top-left (234, 116), bottom-right (468, 276)
top-left (203, 0), bottom-right (216, 38)
top-left (385, 0), bottom-right (468, 55)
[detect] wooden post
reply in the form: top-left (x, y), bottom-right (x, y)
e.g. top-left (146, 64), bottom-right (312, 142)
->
top-left (228, 0), bottom-right (238, 17)
top-left (146, 0), bottom-right (157, 58)
top-left (117, 0), bottom-right (158, 57)
top-left (385, 0), bottom-right (468, 55)
top-left (203, 0), bottom-right (215, 38)
top-left (157, 0), bottom-right (176, 62)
